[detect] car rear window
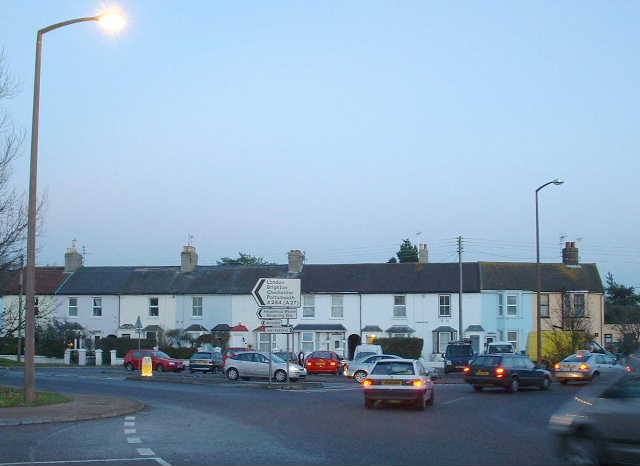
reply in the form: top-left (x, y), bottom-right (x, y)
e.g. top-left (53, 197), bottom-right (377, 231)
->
top-left (193, 353), bottom-right (212, 359)
top-left (311, 352), bottom-right (333, 359)
top-left (563, 354), bottom-right (591, 362)
top-left (371, 361), bottom-right (415, 375)
top-left (473, 356), bottom-right (501, 367)
top-left (488, 345), bottom-right (513, 354)
top-left (355, 352), bottom-right (376, 360)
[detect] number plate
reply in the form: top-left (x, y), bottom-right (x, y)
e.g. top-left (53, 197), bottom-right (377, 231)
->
top-left (476, 371), bottom-right (489, 376)
top-left (381, 380), bottom-right (403, 385)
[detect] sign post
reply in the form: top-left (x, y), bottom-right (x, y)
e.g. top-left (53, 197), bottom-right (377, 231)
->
top-left (135, 316), bottom-right (143, 373)
top-left (252, 278), bottom-right (300, 387)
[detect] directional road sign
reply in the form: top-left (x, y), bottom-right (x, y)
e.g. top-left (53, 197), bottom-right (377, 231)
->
top-left (252, 278), bottom-right (300, 308)
top-left (256, 309), bottom-right (297, 320)
top-left (262, 325), bottom-right (293, 334)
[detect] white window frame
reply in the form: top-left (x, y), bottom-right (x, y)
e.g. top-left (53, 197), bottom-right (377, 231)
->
top-left (393, 295), bottom-right (407, 318)
top-left (258, 333), bottom-right (275, 352)
top-left (573, 294), bottom-right (586, 317)
top-left (331, 295), bottom-right (343, 319)
top-left (92, 297), bottom-right (102, 317)
top-left (34, 297), bottom-right (39, 315)
top-left (439, 295), bottom-right (451, 317)
top-left (68, 297), bottom-right (78, 317)
top-left (192, 296), bottom-right (203, 318)
top-left (497, 294), bottom-right (503, 316)
top-left (540, 294), bottom-right (550, 318)
top-left (149, 297), bottom-right (159, 317)
top-left (506, 295), bottom-right (518, 316)
top-left (438, 331), bottom-right (452, 354)
top-left (303, 295), bottom-right (315, 318)
top-left (507, 330), bottom-right (519, 352)
top-left (301, 332), bottom-right (314, 353)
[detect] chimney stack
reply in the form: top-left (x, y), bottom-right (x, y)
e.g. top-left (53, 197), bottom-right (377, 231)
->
top-left (181, 245), bottom-right (198, 273)
top-left (562, 241), bottom-right (579, 265)
top-left (418, 244), bottom-right (428, 263)
top-left (288, 250), bottom-right (304, 274)
top-left (64, 241), bottom-right (83, 273)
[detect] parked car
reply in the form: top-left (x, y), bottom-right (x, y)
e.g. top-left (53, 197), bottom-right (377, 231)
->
top-left (486, 341), bottom-right (515, 355)
top-left (305, 351), bottom-right (343, 375)
top-left (189, 351), bottom-right (223, 373)
top-left (549, 373), bottom-right (639, 465)
top-left (444, 341), bottom-right (474, 373)
top-left (345, 354), bottom-right (402, 383)
top-left (362, 359), bottom-right (434, 410)
top-left (273, 351), bottom-right (298, 364)
top-left (123, 349), bottom-right (185, 373)
top-left (353, 344), bottom-right (382, 361)
top-left (553, 350), bottom-right (627, 384)
top-left (463, 354), bottom-right (552, 392)
top-left (221, 347), bottom-right (249, 368)
top-left (225, 351), bottom-right (307, 382)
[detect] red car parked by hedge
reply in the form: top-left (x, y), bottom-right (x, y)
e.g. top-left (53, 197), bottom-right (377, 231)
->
top-left (123, 349), bottom-right (185, 372)
top-left (305, 351), bottom-right (342, 375)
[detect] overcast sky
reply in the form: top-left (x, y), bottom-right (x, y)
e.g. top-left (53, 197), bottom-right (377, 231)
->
top-left (3, 1), bottom-right (639, 286)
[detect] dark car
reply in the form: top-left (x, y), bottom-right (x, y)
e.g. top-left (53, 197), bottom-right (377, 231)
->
top-left (464, 354), bottom-right (552, 392)
top-left (444, 341), bottom-right (474, 373)
top-left (189, 351), bottom-right (223, 373)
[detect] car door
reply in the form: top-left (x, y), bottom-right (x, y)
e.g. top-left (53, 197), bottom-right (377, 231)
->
top-left (254, 353), bottom-right (271, 378)
top-left (595, 376), bottom-right (640, 457)
top-left (520, 358), bottom-right (539, 386)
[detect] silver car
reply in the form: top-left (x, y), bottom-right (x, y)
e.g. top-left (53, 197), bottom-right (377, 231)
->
top-left (225, 351), bottom-right (307, 383)
top-left (554, 351), bottom-right (626, 384)
top-left (549, 373), bottom-right (640, 465)
top-left (344, 354), bottom-right (402, 383)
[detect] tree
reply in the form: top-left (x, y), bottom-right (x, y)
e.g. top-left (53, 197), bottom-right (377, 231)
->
top-left (387, 257), bottom-right (397, 263)
top-left (217, 252), bottom-right (275, 266)
top-left (36, 319), bottom-right (85, 358)
top-left (606, 305), bottom-right (640, 354)
top-left (605, 272), bottom-right (639, 306)
top-left (0, 293), bottom-right (60, 338)
top-left (395, 239), bottom-right (418, 263)
top-left (544, 290), bottom-right (593, 364)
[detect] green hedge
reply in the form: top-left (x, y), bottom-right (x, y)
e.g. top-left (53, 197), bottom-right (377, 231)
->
top-left (97, 337), bottom-right (197, 361)
top-left (376, 338), bottom-right (424, 359)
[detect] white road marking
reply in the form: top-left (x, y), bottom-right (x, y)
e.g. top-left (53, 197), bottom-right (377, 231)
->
top-left (0, 458), bottom-right (161, 465)
top-left (124, 422), bottom-right (135, 427)
top-left (127, 437), bottom-right (142, 444)
top-left (137, 448), bottom-right (154, 456)
top-left (124, 429), bottom-right (137, 434)
top-left (441, 397), bottom-right (469, 405)
top-left (125, 416), bottom-right (136, 421)
top-left (153, 458), bottom-right (172, 466)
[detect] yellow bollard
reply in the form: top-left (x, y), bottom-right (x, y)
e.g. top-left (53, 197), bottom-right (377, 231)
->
top-left (141, 356), bottom-right (153, 377)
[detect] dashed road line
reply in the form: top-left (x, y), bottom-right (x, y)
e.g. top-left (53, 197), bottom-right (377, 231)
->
top-left (124, 422), bottom-right (135, 427)
top-left (440, 397), bottom-right (469, 405)
top-left (124, 429), bottom-right (136, 434)
top-left (125, 416), bottom-right (136, 421)
top-left (127, 437), bottom-right (142, 444)
top-left (137, 449), bottom-right (154, 456)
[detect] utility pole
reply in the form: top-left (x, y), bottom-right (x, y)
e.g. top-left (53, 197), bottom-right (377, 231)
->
top-left (457, 236), bottom-right (463, 340)
top-left (17, 255), bottom-right (24, 363)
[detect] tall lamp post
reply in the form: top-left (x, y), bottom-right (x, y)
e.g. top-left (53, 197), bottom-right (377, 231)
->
top-left (535, 178), bottom-right (564, 366)
top-left (24, 11), bottom-right (125, 403)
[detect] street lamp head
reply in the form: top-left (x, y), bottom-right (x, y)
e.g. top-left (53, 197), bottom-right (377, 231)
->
top-left (552, 178), bottom-right (564, 185)
top-left (97, 11), bottom-right (126, 33)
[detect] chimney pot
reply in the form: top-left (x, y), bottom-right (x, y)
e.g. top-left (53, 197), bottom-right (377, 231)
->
top-left (562, 241), bottom-right (579, 266)
top-left (64, 243), bottom-right (83, 273)
top-left (288, 250), bottom-right (305, 274)
top-left (418, 244), bottom-right (428, 263)
top-left (181, 245), bottom-right (198, 272)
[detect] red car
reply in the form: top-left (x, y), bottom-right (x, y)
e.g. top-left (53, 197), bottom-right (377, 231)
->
top-left (222, 347), bottom-right (249, 368)
top-left (123, 349), bottom-right (185, 372)
top-left (305, 351), bottom-right (342, 375)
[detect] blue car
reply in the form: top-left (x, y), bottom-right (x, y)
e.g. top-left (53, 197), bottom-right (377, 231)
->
top-left (444, 342), bottom-right (474, 373)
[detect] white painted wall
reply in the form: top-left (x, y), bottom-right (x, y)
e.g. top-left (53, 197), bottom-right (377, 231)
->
top-left (119, 294), bottom-right (177, 334)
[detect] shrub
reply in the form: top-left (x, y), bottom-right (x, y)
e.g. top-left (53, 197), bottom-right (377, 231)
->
top-left (98, 337), bottom-right (156, 358)
top-left (376, 337), bottom-right (424, 359)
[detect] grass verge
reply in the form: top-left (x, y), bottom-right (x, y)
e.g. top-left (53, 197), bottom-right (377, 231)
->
top-left (0, 385), bottom-right (73, 408)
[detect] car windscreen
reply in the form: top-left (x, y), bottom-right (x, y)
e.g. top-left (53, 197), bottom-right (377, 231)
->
top-left (371, 361), bottom-right (415, 375)
top-left (488, 345), bottom-right (513, 354)
top-left (563, 355), bottom-right (591, 362)
top-left (155, 351), bottom-right (170, 359)
top-left (447, 345), bottom-right (473, 356)
top-left (473, 356), bottom-right (501, 367)
top-left (192, 353), bottom-right (212, 359)
top-left (311, 352), bottom-right (333, 359)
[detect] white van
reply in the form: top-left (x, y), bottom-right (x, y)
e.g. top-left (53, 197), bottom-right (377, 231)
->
top-left (353, 344), bottom-right (383, 360)
top-left (486, 341), bottom-right (515, 355)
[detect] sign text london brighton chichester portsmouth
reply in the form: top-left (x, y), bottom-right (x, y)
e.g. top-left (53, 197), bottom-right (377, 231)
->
top-left (264, 279), bottom-right (297, 306)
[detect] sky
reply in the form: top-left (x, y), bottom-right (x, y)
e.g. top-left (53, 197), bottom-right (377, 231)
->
top-left (2, 1), bottom-right (639, 286)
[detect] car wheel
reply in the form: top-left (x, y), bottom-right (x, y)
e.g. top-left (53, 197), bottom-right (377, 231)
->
top-left (226, 368), bottom-right (239, 381)
top-left (560, 380), bottom-right (569, 385)
top-left (125, 363), bottom-right (134, 371)
top-left (364, 398), bottom-right (374, 409)
top-left (274, 370), bottom-right (287, 383)
top-left (506, 377), bottom-right (519, 393)
top-left (473, 385), bottom-right (483, 392)
top-left (414, 395), bottom-right (425, 411)
top-left (540, 377), bottom-right (551, 391)
top-left (590, 372), bottom-right (599, 382)
top-left (155, 364), bottom-right (164, 373)
top-left (562, 432), bottom-right (602, 465)
top-left (354, 371), bottom-right (367, 383)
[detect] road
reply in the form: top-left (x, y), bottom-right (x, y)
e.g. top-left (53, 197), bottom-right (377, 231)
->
top-left (0, 368), bottom-right (580, 466)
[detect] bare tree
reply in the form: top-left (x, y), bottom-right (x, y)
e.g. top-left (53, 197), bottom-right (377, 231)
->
top-left (545, 291), bottom-right (593, 364)
top-left (0, 294), bottom-right (61, 338)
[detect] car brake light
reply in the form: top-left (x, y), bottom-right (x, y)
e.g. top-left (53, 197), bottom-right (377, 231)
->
top-left (496, 367), bottom-right (505, 378)
top-left (578, 364), bottom-right (589, 371)
top-left (362, 379), bottom-right (373, 387)
top-left (307, 362), bottom-right (312, 366)
top-left (412, 380), bottom-right (424, 388)
top-left (554, 363), bottom-right (560, 370)
top-left (330, 362), bottom-right (336, 366)
top-left (626, 365), bottom-right (632, 373)
top-left (463, 366), bottom-right (470, 373)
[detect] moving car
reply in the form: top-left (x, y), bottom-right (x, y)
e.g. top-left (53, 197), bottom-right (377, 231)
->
top-left (549, 373), bottom-right (639, 465)
top-left (486, 341), bottom-right (515, 354)
top-left (189, 351), bottom-right (223, 373)
top-left (553, 350), bottom-right (626, 384)
top-left (444, 341), bottom-right (474, 373)
top-left (362, 359), bottom-right (434, 410)
top-left (353, 344), bottom-right (382, 360)
top-left (344, 354), bottom-right (402, 383)
top-left (123, 349), bottom-right (185, 372)
top-left (463, 354), bottom-right (552, 392)
top-left (305, 351), bottom-right (342, 375)
top-left (224, 351), bottom-right (307, 382)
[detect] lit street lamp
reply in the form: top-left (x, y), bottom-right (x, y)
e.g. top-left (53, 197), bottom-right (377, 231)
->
top-left (24, 10), bottom-right (125, 403)
top-left (535, 178), bottom-right (564, 366)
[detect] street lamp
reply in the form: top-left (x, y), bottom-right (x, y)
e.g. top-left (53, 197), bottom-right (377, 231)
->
top-left (24, 10), bottom-right (125, 403)
top-left (535, 178), bottom-right (564, 366)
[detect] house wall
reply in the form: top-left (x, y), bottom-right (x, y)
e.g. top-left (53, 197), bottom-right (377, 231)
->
top-left (2, 294), bottom-right (64, 330)
top-left (54, 295), bottom-right (120, 337)
top-left (536, 292), bottom-right (604, 346)
top-left (119, 294), bottom-right (177, 334)
top-left (175, 294), bottom-right (232, 332)
top-left (481, 291), bottom-right (534, 353)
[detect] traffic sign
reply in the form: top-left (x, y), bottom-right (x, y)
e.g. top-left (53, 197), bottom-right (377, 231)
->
top-left (252, 278), bottom-right (300, 308)
top-left (262, 325), bottom-right (293, 334)
top-left (256, 309), bottom-right (298, 320)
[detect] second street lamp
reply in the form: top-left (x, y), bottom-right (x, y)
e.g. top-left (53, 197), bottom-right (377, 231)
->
top-left (534, 178), bottom-right (564, 367)
top-left (24, 10), bottom-right (125, 403)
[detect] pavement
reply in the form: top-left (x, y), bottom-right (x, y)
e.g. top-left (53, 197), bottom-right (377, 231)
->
top-left (0, 393), bottom-right (144, 426)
